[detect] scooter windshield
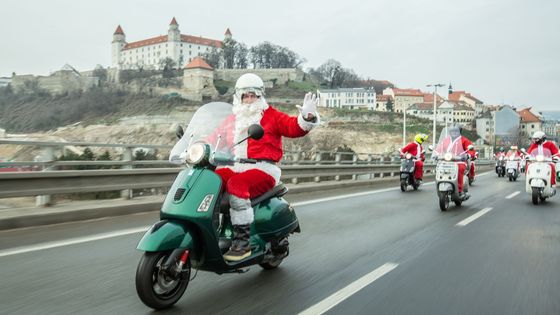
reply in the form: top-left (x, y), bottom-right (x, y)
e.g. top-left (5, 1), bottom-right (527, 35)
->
top-left (529, 147), bottom-right (552, 158)
top-left (432, 126), bottom-right (467, 159)
top-left (169, 102), bottom-right (236, 164)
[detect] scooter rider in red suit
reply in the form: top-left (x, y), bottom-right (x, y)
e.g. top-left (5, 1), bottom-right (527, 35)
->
top-left (211, 73), bottom-right (319, 261)
top-left (526, 131), bottom-right (559, 186)
top-left (467, 144), bottom-right (478, 179)
top-left (435, 125), bottom-right (472, 197)
top-left (400, 133), bottom-right (428, 184)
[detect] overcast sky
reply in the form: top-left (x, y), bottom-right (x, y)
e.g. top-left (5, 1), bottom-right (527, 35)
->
top-left (2, 0), bottom-right (559, 111)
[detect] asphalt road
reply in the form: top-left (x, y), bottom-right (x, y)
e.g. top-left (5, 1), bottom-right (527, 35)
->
top-left (0, 171), bottom-right (558, 315)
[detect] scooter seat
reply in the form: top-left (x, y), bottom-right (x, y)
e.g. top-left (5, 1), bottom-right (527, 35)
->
top-left (219, 183), bottom-right (289, 213)
top-left (250, 183), bottom-right (288, 206)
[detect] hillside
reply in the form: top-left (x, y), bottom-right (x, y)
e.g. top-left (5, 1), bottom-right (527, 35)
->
top-left (0, 83), bottom-right (475, 160)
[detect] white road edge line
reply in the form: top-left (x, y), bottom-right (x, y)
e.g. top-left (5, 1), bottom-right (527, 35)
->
top-left (0, 226), bottom-right (149, 258)
top-left (298, 262), bottom-right (398, 315)
top-left (505, 191), bottom-right (520, 199)
top-left (456, 207), bottom-right (493, 227)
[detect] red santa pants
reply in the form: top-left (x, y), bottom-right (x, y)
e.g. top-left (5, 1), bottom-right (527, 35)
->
top-left (469, 161), bottom-right (476, 178)
top-left (414, 160), bottom-right (424, 180)
top-left (457, 162), bottom-right (467, 192)
top-left (216, 168), bottom-right (276, 199)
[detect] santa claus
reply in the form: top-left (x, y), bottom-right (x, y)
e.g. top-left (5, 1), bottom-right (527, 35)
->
top-left (170, 73), bottom-right (319, 261)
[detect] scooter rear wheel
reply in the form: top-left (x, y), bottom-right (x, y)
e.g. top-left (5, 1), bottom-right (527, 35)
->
top-left (531, 188), bottom-right (540, 205)
top-left (136, 251), bottom-right (190, 310)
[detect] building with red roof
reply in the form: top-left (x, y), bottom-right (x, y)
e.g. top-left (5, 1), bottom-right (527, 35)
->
top-left (112, 17), bottom-right (228, 70)
top-left (517, 107), bottom-right (542, 135)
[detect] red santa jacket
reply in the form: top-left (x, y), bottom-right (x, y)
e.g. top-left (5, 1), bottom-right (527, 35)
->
top-left (246, 106), bottom-right (311, 161)
top-left (400, 142), bottom-right (424, 161)
top-left (527, 141), bottom-right (559, 157)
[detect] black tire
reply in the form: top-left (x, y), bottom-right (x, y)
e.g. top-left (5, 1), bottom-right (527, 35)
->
top-left (400, 179), bottom-right (406, 192)
top-left (136, 251), bottom-right (190, 310)
top-left (508, 176), bottom-right (512, 182)
top-left (413, 183), bottom-right (419, 191)
top-left (454, 198), bottom-right (462, 207)
top-left (532, 188), bottom-right (540, 205)
top-left (259, 256), bottom-right (284, 270)
top-left (259, 245), bottom-right (288, 270)
top-left (438, 192), bottom-right (449, 211)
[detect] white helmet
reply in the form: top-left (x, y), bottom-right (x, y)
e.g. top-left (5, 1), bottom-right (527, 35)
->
top-left (235, 73), bottom-right (265, 99)
top-left (531, 131), bottom-right (546, 144)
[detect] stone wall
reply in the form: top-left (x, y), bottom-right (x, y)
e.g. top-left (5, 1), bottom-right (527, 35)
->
top-left (214, 68), bottom-right (305, 84)
top-left (12, 71), bottom-right (99, 94)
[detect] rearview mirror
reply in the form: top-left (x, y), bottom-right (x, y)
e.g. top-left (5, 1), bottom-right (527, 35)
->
top-left (175, 125), bottom-right (184, 139)
top-left (427, 145), bottom-right (434, 152)
top-left (248, 124), bottom-right (264, 140)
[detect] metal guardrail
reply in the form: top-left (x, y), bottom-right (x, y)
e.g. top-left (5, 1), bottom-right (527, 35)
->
top-left (0, 161), bottom-right (494, 200)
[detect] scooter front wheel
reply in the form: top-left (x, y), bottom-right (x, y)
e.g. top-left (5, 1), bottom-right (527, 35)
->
top-left (438, 192), bottom-right (449, 211)
top-left (136, 251), bottom-right (190, 310)
top-left (400, 179), bottom-right (407, 192)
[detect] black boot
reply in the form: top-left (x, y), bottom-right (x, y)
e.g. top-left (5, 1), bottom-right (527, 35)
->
top-left (223, 224), bottom-right (251, 261)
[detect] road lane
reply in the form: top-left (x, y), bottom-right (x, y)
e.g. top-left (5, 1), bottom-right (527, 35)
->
top-left (2, 171), bottom-right (556, 314)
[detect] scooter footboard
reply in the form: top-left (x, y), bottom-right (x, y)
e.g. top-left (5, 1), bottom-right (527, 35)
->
top-left (137, 220), bottom-right (197, 252)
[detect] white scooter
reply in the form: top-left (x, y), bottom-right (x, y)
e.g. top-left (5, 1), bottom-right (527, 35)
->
top-left (525, 148), bottom-right (558, 205)
top-left (505, 154), bottom-right (521, 182)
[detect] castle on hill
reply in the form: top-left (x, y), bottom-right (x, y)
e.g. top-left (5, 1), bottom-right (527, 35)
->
top-left (112, 17), bottom-right (231, 69)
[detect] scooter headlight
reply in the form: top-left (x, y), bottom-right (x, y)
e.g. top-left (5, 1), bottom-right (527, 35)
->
top-left (499, 156), bottom-right (504, 161)
top-left (185, 143), bottom-right (207, 165)
top-left (509, 155), bottom-right (515, 161)
top-left (405, 153), bottom-right (412, 159)
top-left (444, 152), bottom-right (453, 161)
top-left (536, 155), bottom-right (545, 162)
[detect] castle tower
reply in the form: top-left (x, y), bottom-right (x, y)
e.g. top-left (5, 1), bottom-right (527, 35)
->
top-left (168, 17), bottom-right (180, 42)
top-left (224, 28), bottom-right (232, 40)
top-left (183, 57), bottom-right (218, 101)
top-left (111, 25), bottom-right (126, 68)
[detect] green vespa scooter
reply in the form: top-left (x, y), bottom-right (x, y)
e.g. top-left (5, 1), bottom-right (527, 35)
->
top-left (135, 102), bottom-right (300, 310)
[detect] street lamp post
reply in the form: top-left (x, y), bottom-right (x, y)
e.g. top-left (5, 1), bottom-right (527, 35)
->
top-left (427, 83), bottom-right (445, 148)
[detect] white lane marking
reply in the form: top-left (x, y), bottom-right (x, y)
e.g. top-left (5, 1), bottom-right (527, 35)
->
top-left (456, 207), bottom-right (493, 227)
top-left (0, 226), bottom-right (149, 258)
top-left (505, 191), bottom-right (520, 199)
top-left (299, 262), bottom-right (398, 315)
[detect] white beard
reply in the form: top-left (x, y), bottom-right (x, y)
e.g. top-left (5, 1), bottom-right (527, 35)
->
top-left (231, 97), bottom-right (268, 158)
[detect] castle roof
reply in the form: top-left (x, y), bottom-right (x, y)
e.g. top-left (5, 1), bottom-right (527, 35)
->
top-left (114, 25), bottom-right (124, 35)
top-left (170, 17), bottom-right (178, 25)
top-left (184, 57), bottom-right (213, 70)
top-left (122, 34), bottom-right (222, 50)
top-left (225, 28), bottom-right (232, 36)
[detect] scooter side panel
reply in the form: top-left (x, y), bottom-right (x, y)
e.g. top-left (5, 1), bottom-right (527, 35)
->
top-left (161, 168), bottom-right (222, 221)
top-left (137, 220), bottom-right (196, 252)
top-left (254, 197), bottom-right (299, 240)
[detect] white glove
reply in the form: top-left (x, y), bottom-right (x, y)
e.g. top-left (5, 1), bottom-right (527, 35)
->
top-left (296, 92), bottom-right (318, 120)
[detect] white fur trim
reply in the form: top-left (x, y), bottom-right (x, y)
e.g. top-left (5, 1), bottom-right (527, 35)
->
top-left (297, 112), bottom-right (320, 132)
top-left (220, 161), bottom-right (281, 184)
top-left (231, 97), bottom-right (268, 158)
top-left (231, 206), bottom-right (254, 225)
